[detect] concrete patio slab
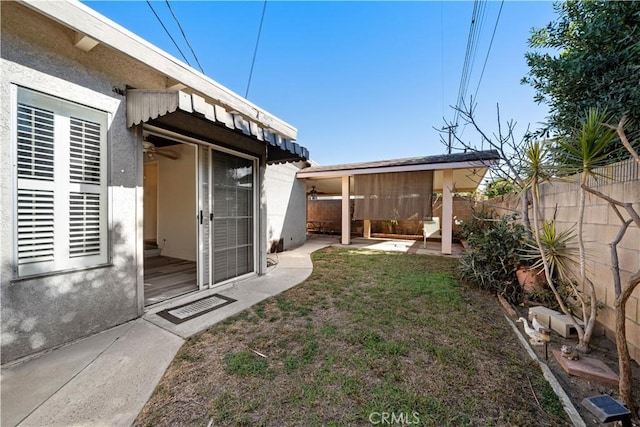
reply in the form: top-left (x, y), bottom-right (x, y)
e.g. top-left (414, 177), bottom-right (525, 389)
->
top-left (1, 322), bottom-right (134, 427)
top-left (347, 237), bottom-right (463, 257)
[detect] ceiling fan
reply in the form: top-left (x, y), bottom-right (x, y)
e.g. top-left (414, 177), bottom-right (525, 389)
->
top-left (143, 140), bottom-right (180, 160)
top-left (306, 185), bottom-right (327, 199)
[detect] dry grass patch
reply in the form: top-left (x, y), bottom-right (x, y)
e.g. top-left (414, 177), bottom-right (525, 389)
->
top-left (135, 247), bottom-right (569, 426)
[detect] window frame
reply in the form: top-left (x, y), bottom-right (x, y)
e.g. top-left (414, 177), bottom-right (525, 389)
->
top-left (12, 85), bottom-right (110, 278)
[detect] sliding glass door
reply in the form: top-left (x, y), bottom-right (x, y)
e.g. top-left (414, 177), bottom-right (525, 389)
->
top-left (198, 147), bottom-right (256, 288)
top-left (197, 145), bottom-right (211, 290)
top-left (211, 150), bottom-right (255, 284)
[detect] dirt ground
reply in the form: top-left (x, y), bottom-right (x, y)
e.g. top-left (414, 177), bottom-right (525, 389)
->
top-left (512, 304), bottom-right (640, 426)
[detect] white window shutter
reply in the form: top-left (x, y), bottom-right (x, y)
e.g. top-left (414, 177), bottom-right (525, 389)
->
top-left (16, 104), bottom-right (55, 181)
top-left (16, 88), bottom-right (108, 277)
top-left (16, 103), bottom-right (57, 275)
top-left (69, 192), bottom-right (101, 257)
top-left (68, 116), bottom-right (104, 260)
top-left (69, 117), bottom-right (102, 185)
top-left (17, 189), bottom-right (55, 264)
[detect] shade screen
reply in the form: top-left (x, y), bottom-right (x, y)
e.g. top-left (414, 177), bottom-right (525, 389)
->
top-left (353, 171), bottom-right (433, 220)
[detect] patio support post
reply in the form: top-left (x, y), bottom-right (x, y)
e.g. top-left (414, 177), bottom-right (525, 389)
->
top-left (442, 169), bottom-right (453, 255)
top-left (363, 219), bottom-right (371, 238)
top-left (341, 175), bottom-right (350, 245)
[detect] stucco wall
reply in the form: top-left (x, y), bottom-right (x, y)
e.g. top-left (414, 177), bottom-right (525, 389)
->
top-left (264, 162), bottom-right (307, 251)
top-left (0, 3), bottom-right (143, 363)
top-left (1, 1), bottom-right (302, 363)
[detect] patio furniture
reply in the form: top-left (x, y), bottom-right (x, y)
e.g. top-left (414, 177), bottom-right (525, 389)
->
top-left (423, 217), bottom-right (440, 247)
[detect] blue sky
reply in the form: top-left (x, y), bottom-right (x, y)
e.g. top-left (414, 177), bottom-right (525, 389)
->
top-left (85, 1), bottom-right (557, 165)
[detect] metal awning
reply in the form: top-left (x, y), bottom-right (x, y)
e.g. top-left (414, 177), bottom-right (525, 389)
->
top-left (126, 89), bottom-right (309, 164)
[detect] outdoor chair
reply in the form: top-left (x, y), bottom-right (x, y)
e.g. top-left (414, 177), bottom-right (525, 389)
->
top-left (423, 217), bottom-right (440, 248)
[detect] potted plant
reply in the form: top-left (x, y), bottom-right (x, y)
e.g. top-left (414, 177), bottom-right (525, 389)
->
top-left (515, 263), bottom-right (546, 293)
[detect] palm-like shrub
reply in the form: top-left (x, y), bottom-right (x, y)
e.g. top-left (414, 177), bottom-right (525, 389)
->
top-left (520, 218), bottom-right (579, 284)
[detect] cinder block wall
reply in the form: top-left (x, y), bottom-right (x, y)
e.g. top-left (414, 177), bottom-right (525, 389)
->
top-left (496, 159), bottom-right (640, 362)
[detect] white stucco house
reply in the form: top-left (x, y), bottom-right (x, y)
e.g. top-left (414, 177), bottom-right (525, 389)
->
top-left (1, 0), bottom-right (309, 363)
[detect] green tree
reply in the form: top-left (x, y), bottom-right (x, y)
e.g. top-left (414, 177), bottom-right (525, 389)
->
top-left (483, 177), bottom-right (514, 199)
top-left (523, 0), bottom-right (640, 158)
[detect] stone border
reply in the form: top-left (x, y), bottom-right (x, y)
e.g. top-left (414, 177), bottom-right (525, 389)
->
top-left (504, 314), bottom-right (587, 427)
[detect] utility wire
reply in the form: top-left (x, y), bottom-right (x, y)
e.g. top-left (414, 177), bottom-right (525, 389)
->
top-left (469, 1), bottom-right (488, 85)
top-left (453, 2), bottom-right (477, 126)
top-left (473, 0), bottom-right (504, 101)
top-left (458, 0), bottom-right (502, 142)
top-left (245, 0), bottom-right (268, 98)
top-left (440, 0), bottom-right (445, 118)
top-left (453, 0), bottom-right (487, 127)
top-left (146, 0), bottom-right (191, 66)
top-left (165, 0), bottom-right (205, 74)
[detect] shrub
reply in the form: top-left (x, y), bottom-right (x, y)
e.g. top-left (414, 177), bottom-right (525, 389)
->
top-left (457, 212), bottom-right (526, 303)
top-left (458, 208), bottom-right (495, 240)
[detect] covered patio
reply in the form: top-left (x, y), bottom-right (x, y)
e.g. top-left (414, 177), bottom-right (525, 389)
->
top-left (297, 150), bottom-right (500, 254)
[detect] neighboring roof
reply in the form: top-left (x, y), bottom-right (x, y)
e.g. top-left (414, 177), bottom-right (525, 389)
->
top-left (297, 150), bottom-right (501, 177)
top-left (20, 0), bottom-right (309, 162)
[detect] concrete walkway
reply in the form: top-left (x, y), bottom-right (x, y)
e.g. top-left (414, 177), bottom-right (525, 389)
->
top-left (1, 239), bottom-right (331, 427)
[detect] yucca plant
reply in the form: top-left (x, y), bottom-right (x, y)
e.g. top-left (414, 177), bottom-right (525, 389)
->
top-left (521, 219), bottom-right (579, 284)
top-left (556, 107), bottom-right (620, 178)
top-left (521, 139), bottom-right (594, 351)
top-left (556, 108), bottom-right (619, 351)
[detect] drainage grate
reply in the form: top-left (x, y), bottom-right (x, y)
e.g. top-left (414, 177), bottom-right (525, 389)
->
top-left (156, 294), bottom-right (236, 324)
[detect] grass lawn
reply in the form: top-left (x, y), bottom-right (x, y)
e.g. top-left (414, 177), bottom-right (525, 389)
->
top-left (135, 247), bottom-right (569, 426)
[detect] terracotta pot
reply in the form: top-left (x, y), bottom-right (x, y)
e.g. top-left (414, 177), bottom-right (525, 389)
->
top-left (516, 266), bottom-right (546, 293)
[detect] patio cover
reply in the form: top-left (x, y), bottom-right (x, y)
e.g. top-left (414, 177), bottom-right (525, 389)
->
top-left (126, 89), bottom-right (309, 164)
top-left (298, 150), bottom-right (501, 253)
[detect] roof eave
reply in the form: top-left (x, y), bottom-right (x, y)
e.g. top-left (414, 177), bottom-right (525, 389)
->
top-left (297, 158), bottom-right (499, 178)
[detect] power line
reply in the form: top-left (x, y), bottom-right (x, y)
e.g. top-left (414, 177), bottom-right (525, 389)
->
top-left (440, 0), bottom-right (445, 117)
top-left (246, 0), bottom-right (268, 98)
top-left (455, 0), bottom-right (480, 124)
top-left (457, 0), bottom-right (503, 143)
top-left (146, 0), bottom-right (191, 66)
top-left (473, 0), bottom-right (504, 101)
top-left (165, 0), bottom-right (205, 74)
top-left (453, 0), bottom-right (488, 127)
